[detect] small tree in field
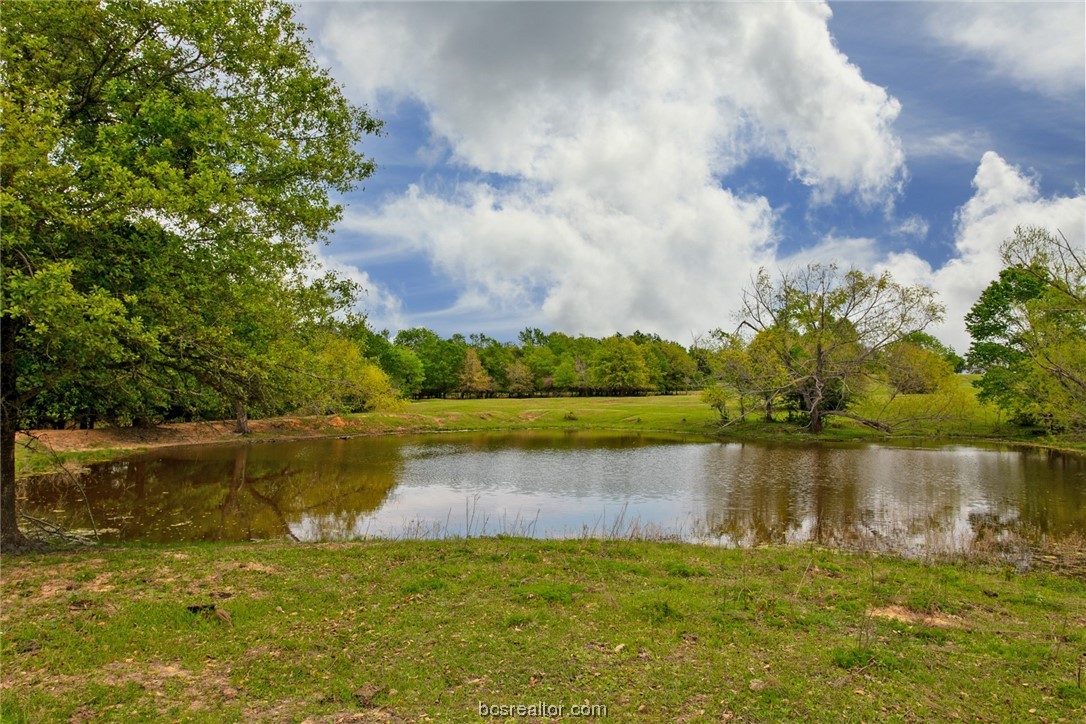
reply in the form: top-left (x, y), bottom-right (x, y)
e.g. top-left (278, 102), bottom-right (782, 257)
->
top-left (736, 265), bottom-right (944, 433)
top-left (458, 348), bottom-right (495, 398)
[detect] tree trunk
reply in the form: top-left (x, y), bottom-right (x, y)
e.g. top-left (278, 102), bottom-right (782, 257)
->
top-left (234, 401), bottom-right (250, 434)
top-left (1, 314), bottom-right (31, 552)
top-left (810, 407), bottom-right (823, 434)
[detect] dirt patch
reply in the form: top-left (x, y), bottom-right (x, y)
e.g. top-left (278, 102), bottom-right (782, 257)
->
top-left (85, 573), bottom-right (114, 594)
top-left (17, 414), bottom-right (365, 459)
top-left (21, 422), bottom-right (237, 454)
top-left (1, 559), bottom-right (111, 602)
top-left (3, 659), bottom-right (235, 714)
top-left (869, 605), bottom-right (961, 628)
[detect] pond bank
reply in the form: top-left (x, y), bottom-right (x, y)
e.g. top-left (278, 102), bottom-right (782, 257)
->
top-left (15, 394), bottom-right (1085, 477)
top-left (3, 538), bottom-right (1084, 721)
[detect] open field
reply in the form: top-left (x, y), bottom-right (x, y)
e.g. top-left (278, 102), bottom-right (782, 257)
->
top-left (3, 539), bottom-right (1085, 722)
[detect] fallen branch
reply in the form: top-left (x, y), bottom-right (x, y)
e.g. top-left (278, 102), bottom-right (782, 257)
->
top-left (20, 430), bottom-right (100, 541)
top-left (19, 513), bottom-right (98, 546)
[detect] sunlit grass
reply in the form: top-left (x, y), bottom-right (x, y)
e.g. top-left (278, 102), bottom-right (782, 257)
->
top-left (3, 539), bottom-right (1084, 721)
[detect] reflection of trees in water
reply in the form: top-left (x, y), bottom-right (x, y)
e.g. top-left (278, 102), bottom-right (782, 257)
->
top-left (695, 444), bottom-right (1086, 549)
top-left (218, 445), bottom-right (299, 541)
top-left (21, 439), bottom-right (406, 542)
top-left (439, 430), bottom-right (686, 454)
top-left (20, 436), bottom-right (1086, 546)
top-left (1012, 449), bottom-right (1086, 536)
top-left (697, 445), bottom-right (864, 546)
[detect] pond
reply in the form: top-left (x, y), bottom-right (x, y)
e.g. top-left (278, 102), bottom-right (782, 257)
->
top-left (20, 431), bottom-right (1086, 554)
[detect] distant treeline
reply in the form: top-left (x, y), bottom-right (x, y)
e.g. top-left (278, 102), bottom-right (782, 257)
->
top-left (358, 326), bottom-right (703, 399)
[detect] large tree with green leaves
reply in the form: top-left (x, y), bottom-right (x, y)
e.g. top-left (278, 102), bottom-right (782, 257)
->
top-left (1, 0), bottom-right (382, 550)
top-left (393, 328), bottom-right (465, 398)
top-left (966, 226), bottom-right (1086, 431)
top-left (591, 336), bottom-right (651, 395)
top-left (457, 348), bottom-right (495, 398)
top-left (736, 265), bottom-right (944, 433)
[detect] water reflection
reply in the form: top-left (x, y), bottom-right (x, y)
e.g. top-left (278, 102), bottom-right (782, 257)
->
top-left (19, 432), bottom-right (1086, 553)
top-left (22, 439), bottom-right (404, 543)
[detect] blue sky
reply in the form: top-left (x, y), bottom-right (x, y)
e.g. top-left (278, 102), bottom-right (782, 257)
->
top-left (295, 1), bottom-right (1085, 352)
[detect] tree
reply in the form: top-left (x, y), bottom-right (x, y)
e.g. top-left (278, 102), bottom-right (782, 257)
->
top-left (883, 340), bottom-right (954, 395)
top-left (701, 385), bottom-right (731, 424)
top-left (591, 337), bottom-right (651, 395)
top-left (394, 329), bottom-right (465, 397)
top-left (346, 323), bottom-right (425, 397)
top-left (901, 331), bottom-right (964, 373)
top-left (521, 344), bottom-right (558, 393)
top-left (473, 335), bottom-right (514, 393)
top-left (736, 265), bottom-right (944, 433)
top-left (458, 348), bottom-right (495, 398)
top-left (505, 360), bottom-right (535, 397)
top-left (1, 1), bottom-right (382, 550)
top-left (639, 339), bottom-right (697, 394)
top-left (706, 330), bottom-right (790, 423)
top-left (966, 226), bottom-right (1086, 431)
top-left (299, 332), bottom-right (403, 415)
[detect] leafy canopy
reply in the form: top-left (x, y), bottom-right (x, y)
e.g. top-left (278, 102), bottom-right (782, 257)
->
top-left (1, 0), bottom-right (383, 546)
top-left (732, 264), bottom-right (944, 432)
top-left (966, 226), bottom-right (1086, 431)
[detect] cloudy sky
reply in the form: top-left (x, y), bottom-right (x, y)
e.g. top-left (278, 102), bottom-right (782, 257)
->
top-left (295, 1), bottom-right (1085, 353)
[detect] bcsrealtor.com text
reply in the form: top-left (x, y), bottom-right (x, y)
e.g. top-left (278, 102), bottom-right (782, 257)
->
top-left (478, 701), bottom-right (607, 718)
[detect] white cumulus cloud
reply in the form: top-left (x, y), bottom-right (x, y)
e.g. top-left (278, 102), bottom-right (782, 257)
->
top-left (313, 249), bottom-right (408, 334)
top-left (927, 3), bottom-right (1086, 97)
top-left (883, 152), bottom-right (1085, 352)
top-left (300, 1), bottom-right (907, 338)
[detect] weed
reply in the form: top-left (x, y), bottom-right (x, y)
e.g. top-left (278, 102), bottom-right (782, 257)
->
top-left (831, 646), bottom-right (876, 670)
top-left (642, 599), bottom-right (684, 624)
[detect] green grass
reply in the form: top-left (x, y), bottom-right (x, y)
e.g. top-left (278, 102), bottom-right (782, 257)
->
top-left (3, 539), bottom-right (1084, 721)
top-left (14, 446), bottom-right (144, 478)
top-left (402, 394), bottom-right (722, 437)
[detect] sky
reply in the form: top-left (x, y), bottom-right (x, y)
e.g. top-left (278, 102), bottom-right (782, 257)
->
top-left (294, 1), bottom-right (1085, 353)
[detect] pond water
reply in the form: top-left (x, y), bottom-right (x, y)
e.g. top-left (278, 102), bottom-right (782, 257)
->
top-left (20, 431), bottom-right (1086, 553)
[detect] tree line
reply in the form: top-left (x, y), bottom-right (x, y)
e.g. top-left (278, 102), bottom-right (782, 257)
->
top-left (358, 327), bottom-right (699, 400)
top-left (698, 227), bottom-right (1082, 436)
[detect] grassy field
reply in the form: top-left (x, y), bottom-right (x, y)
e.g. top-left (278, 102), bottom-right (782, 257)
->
top-left (3, 539), bottom-right (1085, 722)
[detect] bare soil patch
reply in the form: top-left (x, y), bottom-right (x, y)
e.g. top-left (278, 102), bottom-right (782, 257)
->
top-left (16, 413), bottom-right (386, 460)
top-left (869, 605), bottom-right (961, 628)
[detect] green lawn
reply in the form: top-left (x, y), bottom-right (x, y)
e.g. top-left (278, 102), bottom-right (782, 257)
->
top-left (3, 539), bottom-right (1084, 722)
